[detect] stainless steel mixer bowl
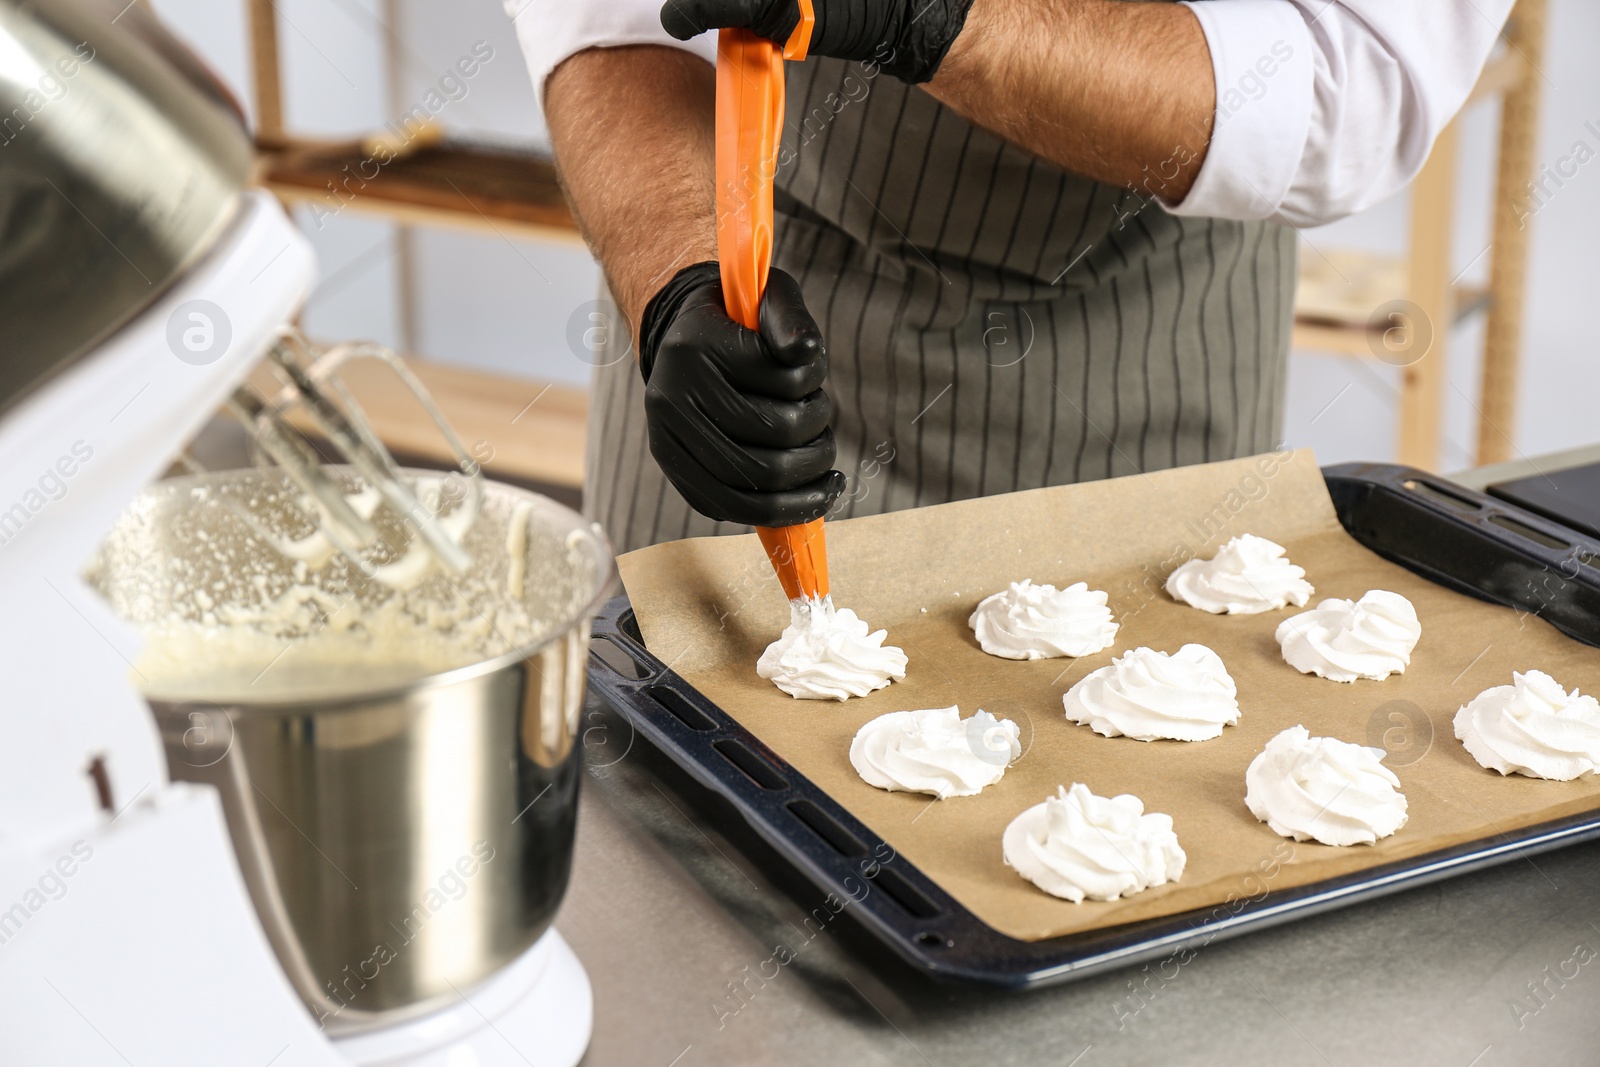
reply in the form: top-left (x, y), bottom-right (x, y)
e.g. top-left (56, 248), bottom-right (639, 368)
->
top-left (86, 468), bottom-right (615, 1034)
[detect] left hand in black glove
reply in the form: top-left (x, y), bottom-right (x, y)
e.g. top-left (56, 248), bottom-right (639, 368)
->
top-left (659, 0), bottom-right (976, 84)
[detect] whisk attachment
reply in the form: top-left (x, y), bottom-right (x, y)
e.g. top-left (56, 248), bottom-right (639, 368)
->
top-left (222, 328), bottom-right (483, 579)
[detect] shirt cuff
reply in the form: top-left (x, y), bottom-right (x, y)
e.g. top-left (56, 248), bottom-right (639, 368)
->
top-left (504, 0), bottom-right (719, 110)
top-left (1166, 0), bottom-right (1316, 221)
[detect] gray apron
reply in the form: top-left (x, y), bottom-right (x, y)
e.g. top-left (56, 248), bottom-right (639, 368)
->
top-left (586, 56), bottom-right (1296, 553)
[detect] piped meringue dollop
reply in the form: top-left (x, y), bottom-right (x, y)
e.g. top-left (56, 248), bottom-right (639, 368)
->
top-left (1165, 534), bottom-right (1314, 615)
top-left (757, 596), bottom-right (907, 701)
top-left (968, 579), bottom-right (1119, 660)
top-left (1002, 784), bottom-right (1186, 902)
top-left (1063, 644), bottom-right (1240, 741)
top-left (1275, 590), bottom-right (1420, 682)
top-left (1454, 670), bottom-right (1600, 781)
top-left (850, 705), bottom-right (1021, 798)
top-left (1245, 725), bottom-right (1408, 846)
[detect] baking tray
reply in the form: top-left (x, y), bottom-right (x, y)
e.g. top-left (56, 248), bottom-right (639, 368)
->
top-left (584, 462), bottom-right (1600, 988)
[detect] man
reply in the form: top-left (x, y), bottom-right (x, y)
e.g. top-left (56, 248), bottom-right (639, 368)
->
top-left (506, 0), bottom-right (1510, 552)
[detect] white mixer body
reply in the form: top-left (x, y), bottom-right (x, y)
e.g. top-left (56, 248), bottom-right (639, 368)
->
top-left (0, 191), bottom-right (353, 1064)
top-left (0, 192), bottom-right (309, 847)
top-left (0, 189), bottom-right (592, 1067)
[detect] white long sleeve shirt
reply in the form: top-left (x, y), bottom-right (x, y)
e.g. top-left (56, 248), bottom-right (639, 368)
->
top-left (504, 0), bottom-right (1513, 229)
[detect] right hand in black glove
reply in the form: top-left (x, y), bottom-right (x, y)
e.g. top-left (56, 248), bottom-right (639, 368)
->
top-left (659, 0), bottom-right (975, 84)
top-left (637, 261), bottom-right (846, 527)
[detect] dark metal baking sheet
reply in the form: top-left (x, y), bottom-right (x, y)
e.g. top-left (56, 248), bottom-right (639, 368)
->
top-left (1488, 459), bottom-right (1600, 542)
top-left (584, 463), bottom-right (1600, 988)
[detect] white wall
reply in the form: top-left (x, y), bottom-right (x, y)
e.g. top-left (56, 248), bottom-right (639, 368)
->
top-left (151, 0), bottom-right (1598, 466)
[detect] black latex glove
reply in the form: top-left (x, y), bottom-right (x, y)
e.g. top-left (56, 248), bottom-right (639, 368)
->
top-left (660, 0), bottom-right (975, 84)
top-left (638, 261), bottom-right (846, 527)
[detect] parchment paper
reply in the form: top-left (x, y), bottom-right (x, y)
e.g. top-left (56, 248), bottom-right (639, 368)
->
top-left (617, 451), bottom-right (1600, 942)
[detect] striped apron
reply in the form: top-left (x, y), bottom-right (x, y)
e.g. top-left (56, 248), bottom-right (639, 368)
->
top-left (585, 54), bottom-right (1297, 553)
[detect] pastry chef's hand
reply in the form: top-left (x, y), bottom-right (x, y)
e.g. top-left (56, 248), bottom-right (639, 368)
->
top-left (659, 0), bottom-right (975, 84)
top-left (638, 261), bottom-right (846, 527)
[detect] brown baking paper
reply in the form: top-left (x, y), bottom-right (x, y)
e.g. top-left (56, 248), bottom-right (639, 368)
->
top-left (617, 451), bottom-right (1600, 941)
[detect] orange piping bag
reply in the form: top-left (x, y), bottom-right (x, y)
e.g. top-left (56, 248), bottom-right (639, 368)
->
top-left (716, 4), bottom-right (829, 602)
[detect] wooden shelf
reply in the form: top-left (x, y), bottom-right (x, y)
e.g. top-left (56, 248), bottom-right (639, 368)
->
top-left (1292, 248), bottom-right (1490, 359)
top-left (1294, 247), bottom-right (1407, 326)
top-left (245, 356), bottom-right (588, 503)
top-left (256, 136), bottom-right (585, 246)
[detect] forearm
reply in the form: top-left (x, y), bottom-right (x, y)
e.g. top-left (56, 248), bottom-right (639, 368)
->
top-left (926, 0), bottom-right (1214, 203)
top-left (544, 45), bottom-right (718, 343)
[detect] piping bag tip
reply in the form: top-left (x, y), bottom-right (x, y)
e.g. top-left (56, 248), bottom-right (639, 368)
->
top-left (757, 518), bottom-right (829, 601)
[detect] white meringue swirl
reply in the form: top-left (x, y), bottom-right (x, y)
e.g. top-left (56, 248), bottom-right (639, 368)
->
top-left (1245, 725), bottom-right (1408, 846)
top-left (757, 596), bottom-right (907, 701)
top-left (1063, 644), bottom-right (1240, 742)
top-left (850, 705), bottom-right (1021, 798)
top-left (1454, 670), bottom-right (1600, 781)
top-left (1002, 784), bottom-right (1186, 903)
top-left (1275, 590), bottom-right (1420, 683)
top-left (1165, 534), bottom-right (1314, 615)
top-left (968, 579), bottom-right (1119, 660)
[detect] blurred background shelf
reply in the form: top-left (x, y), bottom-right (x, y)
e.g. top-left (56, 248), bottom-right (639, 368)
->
top-left (257, 134), bottom-right (584, 245)
top-left (245, 356), bottom-right (587, 508)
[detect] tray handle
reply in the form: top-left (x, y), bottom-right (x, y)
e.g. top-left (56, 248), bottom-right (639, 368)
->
top-left (1325, 463), bottom-right (1600, 648)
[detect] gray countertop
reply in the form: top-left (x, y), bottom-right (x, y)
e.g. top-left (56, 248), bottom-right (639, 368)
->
top-left (560, 451), bottom-right (1600, 1067)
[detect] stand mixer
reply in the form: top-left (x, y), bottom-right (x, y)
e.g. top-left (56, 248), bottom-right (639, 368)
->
top-left (0, 2), bottom-right (595, 1063)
